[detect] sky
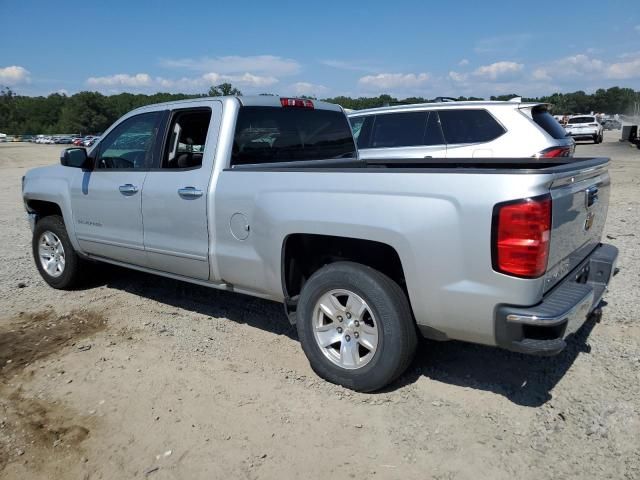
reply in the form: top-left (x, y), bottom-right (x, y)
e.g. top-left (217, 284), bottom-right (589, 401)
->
top-left (1, 0), bottom-right (639, 99)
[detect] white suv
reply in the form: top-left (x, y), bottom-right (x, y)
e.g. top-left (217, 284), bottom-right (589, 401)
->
top-left (564, 115), bottom-right (604, 144)
top-left (348, 100), bottom-right (575, 160)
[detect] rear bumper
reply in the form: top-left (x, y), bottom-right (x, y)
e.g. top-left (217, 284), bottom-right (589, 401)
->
top-left (568, 131), bottom-right (598, 139)
top-left (495, 243), bottom-right (618, 355)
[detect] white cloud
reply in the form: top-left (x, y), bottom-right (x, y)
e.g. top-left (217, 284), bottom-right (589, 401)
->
top-left (0, 65), bottom-right (31, 85)
top-left (458, 59), bottom-right (469, 67)
top-left (562, 54), bottom-right (604, 74)
top-left (201, 72), bottom-right (278, 87)
top-left (532, 68), bottom-right (552, 81)
top-left (85, 71), bottom-right (279, 93)
top-left (160, 55), bottom-right (300, 76)
top-left (87, 73), bottom-right (153, 87)
top-left (606, 56), bottom-right (640, 79)
top-left (473, 61), bottom-right (524, 80)
top-left (358, 72), bottom-right (430, 90)
top-left (448, 71), bottom-right (468, 82)
top-left (290, 81), bottom-right (328, 96)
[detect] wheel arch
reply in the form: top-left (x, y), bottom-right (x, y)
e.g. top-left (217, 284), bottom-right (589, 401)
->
top-left (24, 196), bottom-right (82, 252)
top-left (281, 233), bottom-right (412, 324)
top-left (25, 199), bottom-right (63, 219)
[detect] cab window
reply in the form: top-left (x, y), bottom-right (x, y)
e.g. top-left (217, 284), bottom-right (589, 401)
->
top-left (95, 112), bottom-right (162, 170)
top-left (163, 109), bottom-right (212, 169)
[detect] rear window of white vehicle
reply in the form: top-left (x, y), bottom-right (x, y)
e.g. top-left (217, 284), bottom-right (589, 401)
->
top-left (568, 116), bottom-right (596, 124)
top-left (532, 107), bottom-right (569, 139)
top-left (231, 107), bottom-right (356, 166)
top-left (438, 109), bottom-right (505, 144)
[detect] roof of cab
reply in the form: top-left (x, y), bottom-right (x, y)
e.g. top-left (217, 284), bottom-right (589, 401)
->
top-left (128, 95), bottom-right (344, 115)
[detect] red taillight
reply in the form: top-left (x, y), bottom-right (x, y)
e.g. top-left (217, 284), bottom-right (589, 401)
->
top-left (280, 97), bottom-right (314, 109)
top-left (535, 146), bottom-right (572, 158)
top-left (492, 196), bottom-right (551, 278)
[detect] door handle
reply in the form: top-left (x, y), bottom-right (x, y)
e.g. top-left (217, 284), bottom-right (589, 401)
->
top-left (119, 184), bottom-right (139, 195)
top-left (178, 187), bottom-right (203, 199)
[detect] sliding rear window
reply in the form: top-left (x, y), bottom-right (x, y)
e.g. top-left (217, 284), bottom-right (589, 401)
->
top-left (532, 107), bottom-right (569, 139)
top-left (231, 107), bottom-right (356, 166)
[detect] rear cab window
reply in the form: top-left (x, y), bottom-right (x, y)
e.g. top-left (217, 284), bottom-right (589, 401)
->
top-left (231, 106), bottom-right (356, 166)
top-left (532, 107), bottom-right (570, 139)
top-left (438, 109), bottom-right (505, 144)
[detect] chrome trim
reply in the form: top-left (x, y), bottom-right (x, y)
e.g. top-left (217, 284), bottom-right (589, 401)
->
top-left (76, 236), bottom-right (146, 251)
top-left (506, 288), bottom-right (594, 327)
top-left (145, 246), bottom-right (208, 261)
top-left (585, 186), bottom-right (599, 208)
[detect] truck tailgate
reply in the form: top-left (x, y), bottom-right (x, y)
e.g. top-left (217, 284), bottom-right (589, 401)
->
top-left (544, 160), bottom-right (610, 292)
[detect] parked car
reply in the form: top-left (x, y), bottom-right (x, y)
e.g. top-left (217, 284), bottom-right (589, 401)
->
top-left (72, 138), bottom-right (84, 146)
top-left (564, 115), bottom-right (604, 143)
top-left (55, 137), bottom-right (74, 144)
top-left (602, 119), bottom-right (622, 131)
top-left (22, 96), bottom-right (617, 392)
top-left (348, 100), bottom-right (575, 160)
top-left (82, 136), bottom-right (96, 147)
top-left (86, 136), bottom-right (100, 147)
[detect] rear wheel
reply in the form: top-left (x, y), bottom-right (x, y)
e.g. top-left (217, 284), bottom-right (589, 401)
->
top-left (296, 262), bottom-right (417, 392)
top-left (32, 215), bottom-right (84, 289)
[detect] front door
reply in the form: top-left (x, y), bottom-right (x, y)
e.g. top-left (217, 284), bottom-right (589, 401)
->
top-left (141, 103), bottom-right (221, 279)
top-left (71, 111), bottom-right (164, 265)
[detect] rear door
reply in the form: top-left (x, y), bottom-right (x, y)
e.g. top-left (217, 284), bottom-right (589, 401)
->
top-left (71, 111), bottom-right (163, 265)
top-left (352, 111), bottom-right (447, 160)
top-left (141, 102), bottom-right (222, 280)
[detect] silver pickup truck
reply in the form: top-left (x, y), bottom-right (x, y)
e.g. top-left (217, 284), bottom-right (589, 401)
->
top-left (22, 96), bottom-right (618, 392)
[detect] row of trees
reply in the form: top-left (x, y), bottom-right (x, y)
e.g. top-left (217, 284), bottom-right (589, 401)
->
top-left (1, 84), bottom-right (639, 135)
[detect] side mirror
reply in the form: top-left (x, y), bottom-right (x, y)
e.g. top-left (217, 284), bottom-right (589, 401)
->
top-left (60, 148), bottom-right (93, 170)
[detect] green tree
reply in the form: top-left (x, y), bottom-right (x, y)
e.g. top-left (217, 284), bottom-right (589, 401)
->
top-left (57, 92), bottom-right (111, 135)
top-left (208, 82), bottom-right (242, 96)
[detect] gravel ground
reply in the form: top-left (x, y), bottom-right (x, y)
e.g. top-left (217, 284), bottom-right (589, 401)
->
top-left (0, 134), bottom-right (639, 480)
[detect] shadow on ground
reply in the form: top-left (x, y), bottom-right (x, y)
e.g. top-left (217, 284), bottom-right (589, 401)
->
top-left (85, 264), bottom-right (598, 407)
top-left (395, 319), bottom-right (597, 407)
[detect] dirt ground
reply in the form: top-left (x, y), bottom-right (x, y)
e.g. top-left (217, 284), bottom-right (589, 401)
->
top-left (0, 134), bottom-right (639, 480)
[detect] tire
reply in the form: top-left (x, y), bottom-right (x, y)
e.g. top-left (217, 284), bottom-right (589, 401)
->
top-left (296, 261), bottom-right (417, 392)
top-left (32, 215), bottom-right (84, 289)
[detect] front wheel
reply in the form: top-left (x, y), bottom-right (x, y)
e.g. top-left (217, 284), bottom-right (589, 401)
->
top-left (296, 262), bottom-right (417, 392)
top-left (32, 215), bottom-right (84, 289)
